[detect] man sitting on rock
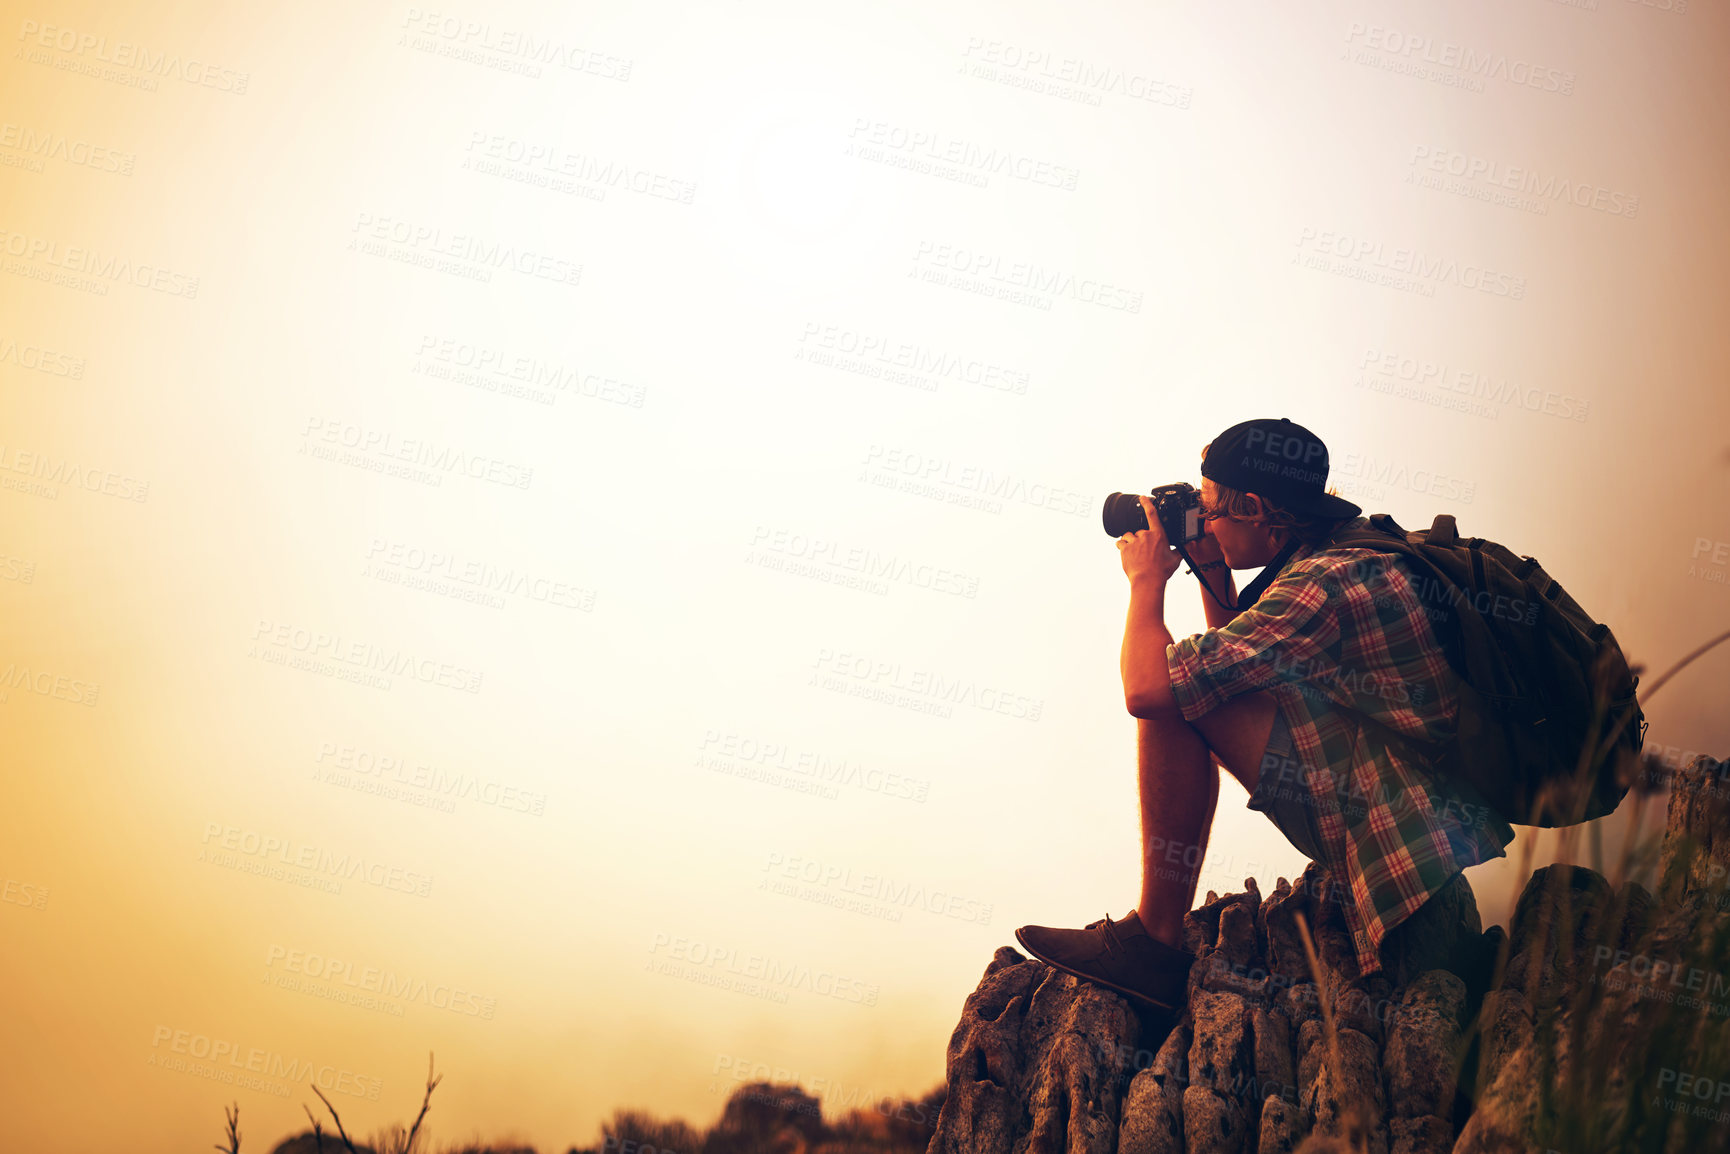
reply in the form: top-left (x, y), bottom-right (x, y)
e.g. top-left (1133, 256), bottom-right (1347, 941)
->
top-left (1015, 417), bottom-right (1515, 1014)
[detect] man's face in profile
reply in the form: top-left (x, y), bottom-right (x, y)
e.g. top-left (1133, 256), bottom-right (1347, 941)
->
top-left (1200, 478), bottom-right (1279, 569)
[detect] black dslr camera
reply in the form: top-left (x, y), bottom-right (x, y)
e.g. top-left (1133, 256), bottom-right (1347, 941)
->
top-left (1101, 482), bottom-right (1207, 544)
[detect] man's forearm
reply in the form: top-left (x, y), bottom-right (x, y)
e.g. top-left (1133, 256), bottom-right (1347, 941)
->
top-left (1122, 578), bottom-right (1177, 717)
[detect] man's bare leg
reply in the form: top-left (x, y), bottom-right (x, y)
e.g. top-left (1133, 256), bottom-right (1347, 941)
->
top-left (1135, 714), bottom-right (1218, 947)
top-left (1135, 690), bottom-right (1280, 948)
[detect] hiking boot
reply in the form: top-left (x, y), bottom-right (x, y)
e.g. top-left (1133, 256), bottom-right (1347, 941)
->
top-left (1014, 910), bottom-right (1194, 1011)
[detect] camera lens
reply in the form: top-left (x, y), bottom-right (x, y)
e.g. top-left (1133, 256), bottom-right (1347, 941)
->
top-left (1102, 492), bottom-right (1149, 538)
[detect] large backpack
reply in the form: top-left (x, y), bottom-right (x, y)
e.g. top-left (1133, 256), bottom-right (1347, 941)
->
top-left (1323, 512), bottom-right (1647, 828)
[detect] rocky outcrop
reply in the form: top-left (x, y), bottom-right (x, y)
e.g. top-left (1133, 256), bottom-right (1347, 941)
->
top-left (926, 946), bottom-right (1141, 1154)
top-left (928, 755), bottom-right (1730, 1154)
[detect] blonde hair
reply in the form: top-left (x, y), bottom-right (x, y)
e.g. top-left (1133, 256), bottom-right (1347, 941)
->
top-left (1200, 442), bottom-right (1353, 548)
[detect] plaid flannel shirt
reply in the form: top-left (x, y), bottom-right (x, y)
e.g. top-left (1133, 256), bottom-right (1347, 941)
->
top-left (1167, 524), bottom-right (1515, 975)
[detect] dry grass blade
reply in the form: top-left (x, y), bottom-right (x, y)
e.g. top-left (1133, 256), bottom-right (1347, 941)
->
top-left (1630, 627), bottom-right (1730, 707)
top-left (403, 1052), bottom-right (443, 1154)
top-left (215, 1101), bottom-right (241, 1154)
top-left (1292, 911), bottom-right (1340, 1069)
top-left (302, 1104), bottom-right (326, 1154)
top-left (1293, 910), bottom-right (1369, 1153)
top-left (311, 1083), bottom-right (362, 1154)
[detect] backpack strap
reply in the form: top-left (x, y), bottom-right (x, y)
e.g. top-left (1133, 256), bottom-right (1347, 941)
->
top-left (1327, 512), bottom-right (1517, 702)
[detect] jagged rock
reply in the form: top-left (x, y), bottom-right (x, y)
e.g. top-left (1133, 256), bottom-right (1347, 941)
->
top-left (1277, 983), bottom-right (1322, 1035)
top-left (1118, 1027), bottom-right (1189, 1154)
top-left (1216, 895), bottom-right (1263, 973)
top-left (1253, 1007), bottom-right (1294, 1106)
top-left (1613, 880), bottom-right (1656, 951)
top-left (1382, 970), bottom-right (1465, 1135)
top-left (933, 756), bottom-right (1730, 1154)
top-left (1291, 1136), bottom-right (1355, 1154)
top-left (1658, 755), bottom-right (1730, 903)
top-left (1448, 1007), bottom-right (1538, 1154)
top-left (1385, 1114), bottom-right (1451, 1154)
top-left (1375, 873), bottom-right (1483, 990)
top-left (928, 946), bottom-right (1140, 1154)
top-left (1261, 876), bottom-right (1310, 985)
top-left (1184, 989), bottom-right (1257, 1154)
top-left (1257, 1095), bottom-right (1297, 1154)
top-left (1298, 1026), bottom-right (1384, 1154)
top-left (1503, 866), bottom-right (1615, 1003)
top-left (1183, 1084), bottom-right (1251, 1154)
top-left (1331, 985), bottom-right (1387, 1048)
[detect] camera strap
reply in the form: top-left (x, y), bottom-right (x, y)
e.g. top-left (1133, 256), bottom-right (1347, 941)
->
top-left (1231, 536), bottom-right (1303, 611)
top-left (1172, 538), bottom-right (1238, 612)
top-left (1174, 535), bottom-right (1303, 614)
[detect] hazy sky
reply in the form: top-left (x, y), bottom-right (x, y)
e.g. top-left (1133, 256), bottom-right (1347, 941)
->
top-left (2, 1), bottom-right (1727, 1151)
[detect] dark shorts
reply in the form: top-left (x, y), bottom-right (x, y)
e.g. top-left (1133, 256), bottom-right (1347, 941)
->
top-left (1246, 706), bottom-right (1326, 862)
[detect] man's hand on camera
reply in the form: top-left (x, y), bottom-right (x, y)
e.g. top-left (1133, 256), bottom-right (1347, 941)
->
top-left (1185, 532), bottom-right (1226, 571)
top-left (1119, 495), bottom-right (1185, 586)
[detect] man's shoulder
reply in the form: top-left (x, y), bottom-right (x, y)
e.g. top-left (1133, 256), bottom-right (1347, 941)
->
top-left (1281, 537), bottom-right (1415, 589)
